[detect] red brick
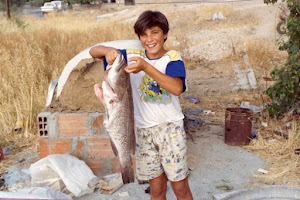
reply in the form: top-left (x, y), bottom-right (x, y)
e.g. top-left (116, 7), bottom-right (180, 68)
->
top-left (39, 139), bottom-right (50, 158)
top-left (111, 158), bottom-right (120, 173)
top-left (87, 137), bottom-right (115, 158)
top-left (57, 114), bottom-right (87, 121)
top-left (59, 121), bottom-right (86, 129)
top-left (57, 114), bottom-right (88, 136)
top-left (86, 160), bottom-right (103, 175)
top-left (58, 128), bottom-right (88, 137)
top-left (92, 115), bottom-right (104, 135)
top-left (74, 140), bottom-right (85, 159)
top-left (51, 139), bottom-right (72, 154)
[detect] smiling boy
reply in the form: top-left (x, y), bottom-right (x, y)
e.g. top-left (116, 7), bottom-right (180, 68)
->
top-left (89, 10), bottom-right (193, 200)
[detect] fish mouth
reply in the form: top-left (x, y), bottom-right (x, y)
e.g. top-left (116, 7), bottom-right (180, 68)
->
top-left (116, 58), bottom-right (126, 72)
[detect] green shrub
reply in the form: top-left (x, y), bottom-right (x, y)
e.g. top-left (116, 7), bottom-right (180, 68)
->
top-left (265, 0), bottom-right (300, 118)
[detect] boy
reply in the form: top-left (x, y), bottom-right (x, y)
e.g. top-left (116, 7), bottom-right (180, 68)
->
top-left (89, 10), bottom-right (193, 200)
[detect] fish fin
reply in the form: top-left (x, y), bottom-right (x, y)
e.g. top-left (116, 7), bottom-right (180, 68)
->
top-left (94, 84), bottom-right (105, 105)
top-left (120, 158), bottom-right (135, 184)
top-left (130, 129), bottom-right (136, 155)
top-left (110, 139), bottom-right (118, 157)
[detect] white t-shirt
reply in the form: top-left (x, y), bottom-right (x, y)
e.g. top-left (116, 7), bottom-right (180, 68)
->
top-left (104, 49), bottom-right (186, 128)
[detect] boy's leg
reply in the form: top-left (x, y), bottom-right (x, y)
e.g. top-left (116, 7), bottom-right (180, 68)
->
top-left (170, 177), bottom-right (193, 200)
top-left (149, 173), bottom-right (167, 200)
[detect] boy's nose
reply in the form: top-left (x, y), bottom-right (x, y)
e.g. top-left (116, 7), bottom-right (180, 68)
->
top-left (146, 35), bottom-right (153, 42)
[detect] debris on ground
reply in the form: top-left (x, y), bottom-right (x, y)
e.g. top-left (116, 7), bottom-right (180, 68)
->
top-left (273, 130), bottom-right (289, 139)
top-left (0, 154), bottom-right (130, 198)
top-left (144, 186), bottom-right (150, 194)
top-left (99, 173), bottom-right (124, 195)
top-left (257, 168), bottom-right (269, 174)
top-left (212, 12), bottom-right (226, 21)
top-left (29, 154), bottom-right (99, 197)
top-left (216, 184), bottom-right (234, 191)
top-left (3, 167), bottom-right (31, 191)
top-left (0, 148), bottom-right (3, 162)
top-left (240, 101), bottom-right (264, 114)
top-left (118, 191), bottom-right (129, 197)
top-left (183, 113), bottom-right (205, 141)
top-left (183, 96), bottom-right (201, 104)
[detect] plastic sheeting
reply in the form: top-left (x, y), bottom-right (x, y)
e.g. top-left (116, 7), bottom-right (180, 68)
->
top-left (29, 154), bottom-right (99, 197)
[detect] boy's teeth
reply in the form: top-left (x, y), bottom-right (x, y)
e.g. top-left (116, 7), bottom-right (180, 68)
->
top-left (148, 44), bottom-right (155, 47)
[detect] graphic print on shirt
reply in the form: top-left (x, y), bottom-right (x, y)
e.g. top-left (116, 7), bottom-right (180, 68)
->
top-left (138, 74), bottom-right (171, 103)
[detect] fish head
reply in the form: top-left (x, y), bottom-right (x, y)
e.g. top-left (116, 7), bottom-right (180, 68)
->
top-left (101, 81), bottom-right (119, 108)
top-left (106, 53), bottom-right (128, 98)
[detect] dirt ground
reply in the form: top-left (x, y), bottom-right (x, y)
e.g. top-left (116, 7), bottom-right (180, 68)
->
top-left (1, 0), bottom-right (293, 199)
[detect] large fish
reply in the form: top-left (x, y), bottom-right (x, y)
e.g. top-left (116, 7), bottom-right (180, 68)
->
top-left (94, 53), bottom-right (135, 184)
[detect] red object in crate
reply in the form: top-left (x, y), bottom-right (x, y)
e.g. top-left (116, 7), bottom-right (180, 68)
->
top-left (0, 148), bottom-right (4, 161)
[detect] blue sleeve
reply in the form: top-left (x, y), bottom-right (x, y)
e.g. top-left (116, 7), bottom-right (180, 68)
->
top-left (103, 49), bottom-right (127, 70)
top-left (166, 60), bottom-right (186, 92)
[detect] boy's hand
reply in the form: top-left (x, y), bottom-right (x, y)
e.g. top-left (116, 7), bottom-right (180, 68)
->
top-left (106, 49), bottom-right (120, 65)
top-left (125, 57), bottom-right (149, 74)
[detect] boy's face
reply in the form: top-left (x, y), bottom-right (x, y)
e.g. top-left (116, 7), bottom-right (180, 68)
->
top-left (139, 26), bottom-right (168, 59)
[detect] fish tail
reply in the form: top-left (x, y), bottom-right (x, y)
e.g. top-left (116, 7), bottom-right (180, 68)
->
top-left (120, 158), bottom-right (135, 184)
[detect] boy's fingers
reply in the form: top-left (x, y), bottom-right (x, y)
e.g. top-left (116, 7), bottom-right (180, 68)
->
top-left (124, 67), bottom-right (133, 73)
top-left (125, 64), bottom-right (135, 73)
top-left (106, 50), bottom-right (120, 65)
top-left (129, 57), bottom-right (138, 62)
top-left (124, 67), bottom-right (130, 73)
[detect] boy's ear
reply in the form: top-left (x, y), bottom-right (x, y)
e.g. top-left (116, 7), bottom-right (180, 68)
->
top-left (164, 33), bottom-right (168, 42)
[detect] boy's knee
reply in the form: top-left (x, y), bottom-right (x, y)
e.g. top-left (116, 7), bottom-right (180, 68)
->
top-left (151, 185), bottom-right (167, 198)
top-left (173, 185), bottom-right (188, 196)
top-left (171, 178), bottom-right (192, 198)
top-left (149, 174), bottom-right (167, 199)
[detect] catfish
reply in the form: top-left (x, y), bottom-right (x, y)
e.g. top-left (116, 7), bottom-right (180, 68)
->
top-left (94, 53), bottom-right (135, 183)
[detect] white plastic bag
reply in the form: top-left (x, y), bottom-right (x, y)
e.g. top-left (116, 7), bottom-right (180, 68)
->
top-left (29, 154), bottom-right (99, 197)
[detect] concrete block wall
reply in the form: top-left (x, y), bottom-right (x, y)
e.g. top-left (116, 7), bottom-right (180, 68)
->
top-left (37, 112), bottom-right (122, 176)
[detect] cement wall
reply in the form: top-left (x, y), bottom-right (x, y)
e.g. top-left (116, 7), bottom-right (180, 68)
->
top-left (37, 112), bottom-right (134, 176)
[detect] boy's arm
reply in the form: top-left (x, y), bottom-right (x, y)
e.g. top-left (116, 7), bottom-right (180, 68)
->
top-left (146, 65), bottom-right (183, 96)
top-left (125, 57), bottom-right (183, 96)
top-left (89, 45), bottom-right (120, 65)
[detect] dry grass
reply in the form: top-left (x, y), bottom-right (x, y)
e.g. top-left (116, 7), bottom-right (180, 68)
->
top-left (243, 38), bottom-right (287, 75)
top-left (0, 8), bottom-right (136, 149)
top-left (165, 4), bottom-right (257, 32)
top-left (246, 121), bottom-right (300, 186)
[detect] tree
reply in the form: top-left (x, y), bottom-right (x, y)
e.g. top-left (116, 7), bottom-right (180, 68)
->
top-left (265, 0), bottom-right (300, 118)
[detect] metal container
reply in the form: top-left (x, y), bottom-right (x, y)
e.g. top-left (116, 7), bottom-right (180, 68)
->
top-left (0, 148), bottom-right (3, 162)
top-left (225, 108), bottom-right (252, 146)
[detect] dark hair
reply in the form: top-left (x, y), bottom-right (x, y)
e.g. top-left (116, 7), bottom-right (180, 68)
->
top-left (134, 10), bottom-right (169, 41)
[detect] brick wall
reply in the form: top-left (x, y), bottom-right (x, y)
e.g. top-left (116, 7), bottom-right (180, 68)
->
top-left (38, 112), bottom-right (134, 176)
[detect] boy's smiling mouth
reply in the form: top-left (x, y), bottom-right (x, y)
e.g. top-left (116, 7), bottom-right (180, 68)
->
top-left (147, 44), bottom-right (156, 48)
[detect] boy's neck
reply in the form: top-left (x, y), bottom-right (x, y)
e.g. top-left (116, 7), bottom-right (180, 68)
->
top-left (146, 49), bottom-right (168, 59)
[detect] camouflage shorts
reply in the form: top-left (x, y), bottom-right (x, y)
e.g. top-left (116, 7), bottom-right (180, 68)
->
top-left (135, 122), bottom-right (189, 182)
